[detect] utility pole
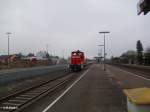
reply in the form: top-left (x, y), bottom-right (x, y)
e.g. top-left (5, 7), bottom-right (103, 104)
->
top-left (6, 32), bottom-right (12, 68)
top-left (46, 44), bottom-right (50, 59)
top-left (46, 44), bottom-right (48, 54)
top-left (99, 31), bottom-right (110, 71)
top-left (62, 49), bottom-right (65, 59)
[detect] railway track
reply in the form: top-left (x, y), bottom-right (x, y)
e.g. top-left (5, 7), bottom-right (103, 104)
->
top-left (0, 73), bottom-right (74, 112)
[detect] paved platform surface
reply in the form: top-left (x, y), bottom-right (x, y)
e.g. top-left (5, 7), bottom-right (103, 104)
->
top-left (107, 65), bottom-right (150, 89)
top-left (46, 64), bottom-right (126, 112)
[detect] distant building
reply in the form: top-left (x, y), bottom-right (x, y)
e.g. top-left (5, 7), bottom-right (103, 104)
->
top-left (0, 54), bottom-right (20, 64)
top-left (0, 55), bottom-right (8, 64)
top-left (94, 56), bottom-right (103, 63)
top-left (36, 51), bottom-right (48, 60)
top-left (51, 57), bottom-right (60, 64)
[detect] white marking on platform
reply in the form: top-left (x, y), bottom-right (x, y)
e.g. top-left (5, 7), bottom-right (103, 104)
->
top-left (42, 69), bottom-right (90, 112)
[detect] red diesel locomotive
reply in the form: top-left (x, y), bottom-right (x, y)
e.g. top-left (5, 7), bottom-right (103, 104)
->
top-left (69, 50), bottom-right (85, 71)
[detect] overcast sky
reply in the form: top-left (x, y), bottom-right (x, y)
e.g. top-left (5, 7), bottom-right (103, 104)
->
top-left (0, 0), bottom-right (150, 58)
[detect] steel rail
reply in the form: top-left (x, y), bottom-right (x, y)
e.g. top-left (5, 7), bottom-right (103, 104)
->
top-left (0, 73), bottom-right (73, 112)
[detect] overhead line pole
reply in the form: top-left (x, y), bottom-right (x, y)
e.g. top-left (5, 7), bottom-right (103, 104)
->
top-left (6, 32), bottom-right (12, 68)
top-left (99, 31), bottom-right (110, 71)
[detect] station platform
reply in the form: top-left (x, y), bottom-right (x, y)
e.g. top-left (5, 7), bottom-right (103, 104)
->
top-left (46, 64), bottom-right (127, 112)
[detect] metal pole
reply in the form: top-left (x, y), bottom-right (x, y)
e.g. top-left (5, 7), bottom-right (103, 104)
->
top-left (63, 49), bottom-right (65, 59)
top-left (6, 32), bottom-right (11, 68)
top-left (8, 35), bottom-right (10, 68)
top-left (99, 31), bottom-right (110, 71)
top-left (46, 44), bottom-right (48, 54)
top-left (104, 33), bottom-right (106, 71)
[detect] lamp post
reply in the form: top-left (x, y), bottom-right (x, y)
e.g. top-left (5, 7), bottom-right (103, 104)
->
top-left (98, 45), bottom-right (104, 64)
top-left (6, 32), bottom-right (12, 68)
top-left (99, 31), bottom-right (110, 71)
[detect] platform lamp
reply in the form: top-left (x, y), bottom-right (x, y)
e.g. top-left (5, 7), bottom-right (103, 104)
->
top-left (99, 31), bottom-right (110, 71)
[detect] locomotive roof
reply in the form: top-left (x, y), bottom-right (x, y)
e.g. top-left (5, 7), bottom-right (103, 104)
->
top-left (72, 50), bottom-right (83, 53)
